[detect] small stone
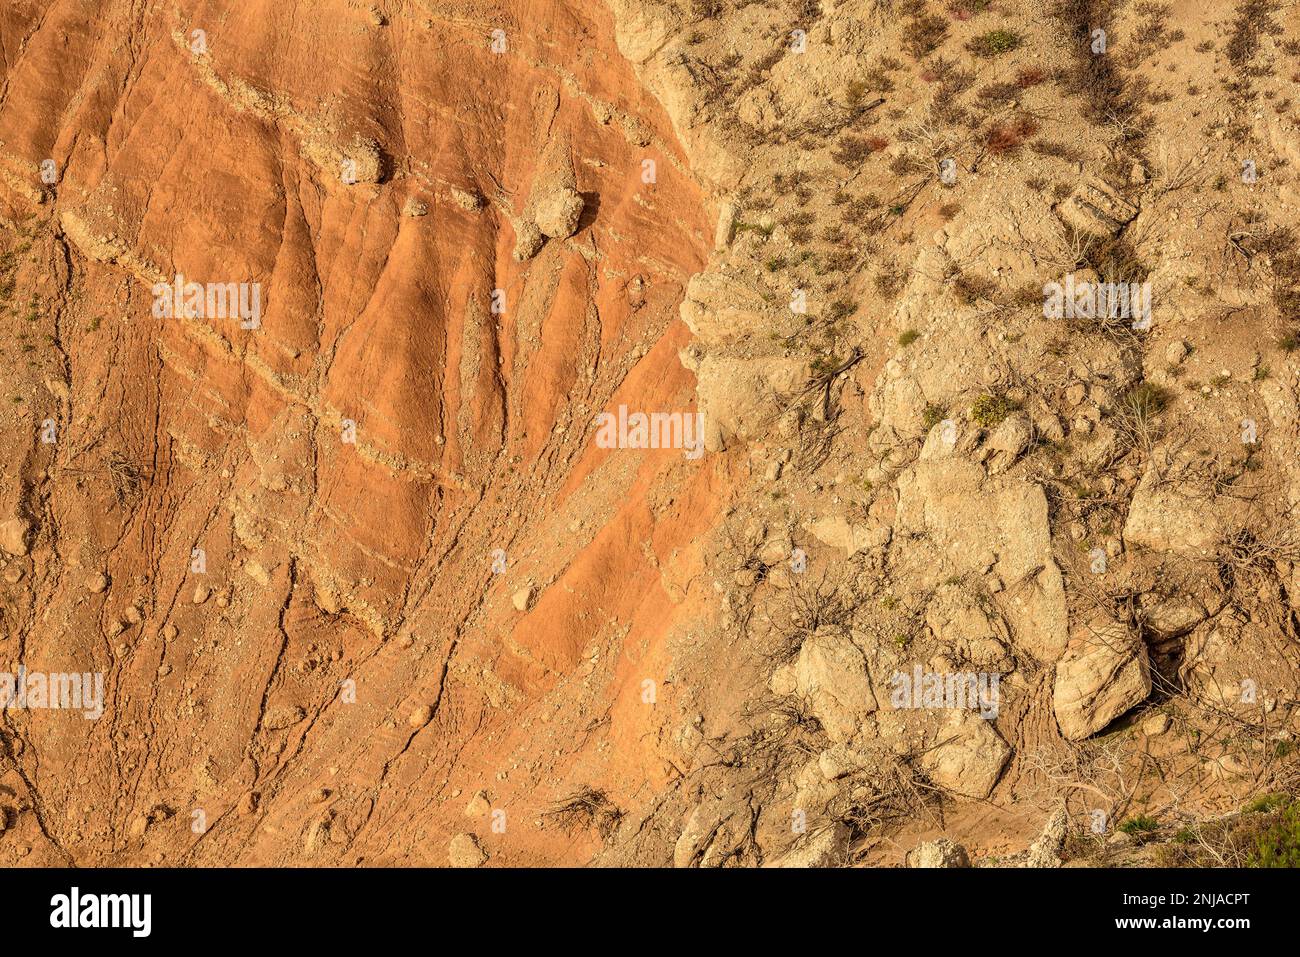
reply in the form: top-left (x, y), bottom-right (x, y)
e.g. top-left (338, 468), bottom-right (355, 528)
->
top-left (0, 518), bottom-right (31, 557)
top-left (162, 624), bottom-right (178, 640)
top-left (263, 704), bottom-right (306, 731)
top-left (452, 187), bottom-right (484, 211)
top-left (1164, 340), bottom-right (1188, 365)
top-left (88, 572), bottom-right (109, 594)
top-left (512, 586), bottom-right (534, 612)
top-left (409, 705), bottom-right (433, 728)
top-left (533, 187), bottom-right (584, 239)
top-left (3, 565), bottom-right (23, 584)
top-left (192, 584), bottom-right (211, 605)
top-left (239, 792), bottom-right (259, 815)
top-left (512, 218), bottom-right (543, 261)
top-left (449, 832), bottom-right (488, 868)
top-left (906, 838), bottom-right (971, 868)
top-left (464, 790), bottom-right (491, 818)
top-left (124, 605), bottom-right (143, 624)
top-left (1141, 712), bottom-right (1171, 736)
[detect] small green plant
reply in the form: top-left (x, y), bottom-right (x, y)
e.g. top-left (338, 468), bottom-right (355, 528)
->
top-left (898, 328), bottom-right (920, 346)
top-left (969, 393), bottom-right (1018, 427)
top-left (735, 220), bottom-right (775, 239)
top-left (1245, 793), bottom-right (1291, 814)
top-left (921, 402), bottom-right (947, 431)
top-left (968, 29), bottom-right (1023, 57)
top-left (1249, 801), bottom-right (1300, 867)
top-left (1119, 815), bottom-right (1160, 836)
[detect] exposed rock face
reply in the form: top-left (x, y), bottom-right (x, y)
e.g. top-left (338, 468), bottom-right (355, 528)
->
top-left (925, 584), bottom-right (1012, 668)
top-left (679, 271), bottom-right (771, 347)
top-left (1023, 810), bottom-right (1067, 868)
top-left (979, 412), bottom-right (1033, 474)
top-left (1053, 617), bottom-right (1152, 741)
top-left (4, 0), bottom-right (1297, 874)
top-left (1056, 177), bottom-right (1139, 236)
top-left (0, 0), bottom-right (713, 867)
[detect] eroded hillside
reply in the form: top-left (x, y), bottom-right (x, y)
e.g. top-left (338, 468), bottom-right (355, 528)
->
top-left (0, 0), bottom-right (1298, 867)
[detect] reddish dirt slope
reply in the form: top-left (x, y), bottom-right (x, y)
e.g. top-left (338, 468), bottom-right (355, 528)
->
top-left (0, 0), bottom-right (721, 865)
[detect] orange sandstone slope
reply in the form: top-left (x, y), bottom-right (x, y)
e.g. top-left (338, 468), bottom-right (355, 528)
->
top-left (0, 0), bottom-right (723, 864)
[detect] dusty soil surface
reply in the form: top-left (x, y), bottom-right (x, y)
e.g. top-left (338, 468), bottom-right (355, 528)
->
top-left (0, 0), bottom-right (1297, 867)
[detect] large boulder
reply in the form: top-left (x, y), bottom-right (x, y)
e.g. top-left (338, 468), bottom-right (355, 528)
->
top-left (679, 271), bottom-right (771, 348)
top-left (803, 514), bottom-right (890, 558)
top-left (896, 458), bottom-right (1068, 662)
top-left (1123, 471), bottom-right (1248, 559)
top-left (680, 352), bottom-right (808, 452)
top-left (789, 632), bottom-right (878, 743)
top-left (1180, 614), bottom-right (1300, 713)
top-left (920, 710), bottom-right (1011, 799)
top-left (1053, 616), bottom-right (1151, 740)
top-left (764, 822), bottom-right (850, 868)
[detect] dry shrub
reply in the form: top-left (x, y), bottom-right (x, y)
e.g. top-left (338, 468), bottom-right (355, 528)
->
top-left (832, 134), bottom-right (890, 165)
top-left (542, 787), bottom-right (624, 840)
top-left (985, 116), bottom-right (1040, 154)
top-left (1016, 65), bottom-right (1049, 87)
top-left (902, 12), bottom-right (950, 58)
